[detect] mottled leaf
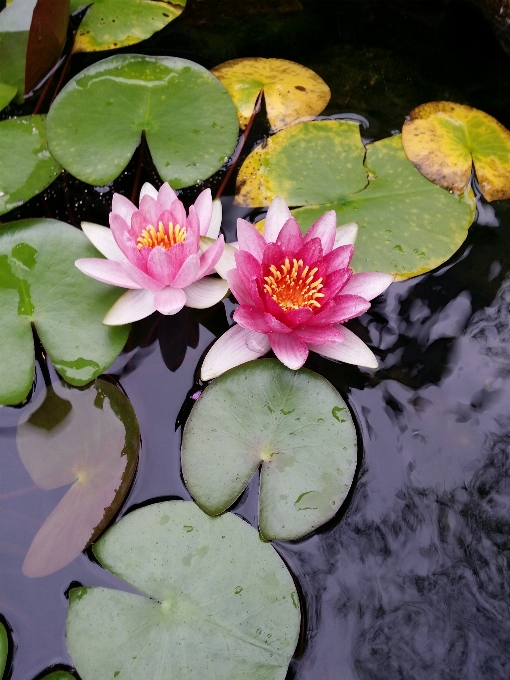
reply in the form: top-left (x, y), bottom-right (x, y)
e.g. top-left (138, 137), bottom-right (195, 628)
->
top-left (46, 54), bottom-right (238, 187)
top-left (66, 501), bottom-right (300, 680)
top-left (17, 378), bottom-right (139, 577)
top-left (212, 57), bottom-right (330, 131)
top-left (182, 360), bottom-right (357, 541)
top-left (402, 101), bottom-right (510, 201)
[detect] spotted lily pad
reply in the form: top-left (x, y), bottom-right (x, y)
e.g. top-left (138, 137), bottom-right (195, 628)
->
top-left (211, 57), bottom-right (330, 131)
top-left (70, 0), bottom-right (186, 52)
top-left (0, 116), bottom-right (61, 216)
top-left (0, 621), bottom-right (7, 679)
top-left (402, 101), bottom-right (510, 201)
top-left (181, 360), bottom-right (357, 541)
top-left (66, 501), bottom-right (300, 680)
top-left (16, 378), bottom-right (139, 577)
top-left (46, 54), bottom-right (238, 187)
top-left (258, 135), bottom-right (475, 280)
top-left (0, 218), bottom-right (129, 405)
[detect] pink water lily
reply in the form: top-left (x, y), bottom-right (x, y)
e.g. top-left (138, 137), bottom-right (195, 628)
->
top-left (201, 197), bottom-right (393, 380)
top-left (76, 182), bottom-right (230, 325)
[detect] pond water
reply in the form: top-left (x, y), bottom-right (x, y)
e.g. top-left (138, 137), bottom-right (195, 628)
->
top-left (1, 1), bottom-right (510, 678)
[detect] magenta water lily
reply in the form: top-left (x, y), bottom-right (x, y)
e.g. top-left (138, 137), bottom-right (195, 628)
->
top-left (76, 182), bottom-right (230, 325)
top-left (201, 197), bottom-right (393, 379)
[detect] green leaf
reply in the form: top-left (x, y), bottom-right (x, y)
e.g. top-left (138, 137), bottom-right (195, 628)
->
top-left (236, 120), bottom-right (367, 206)
top-left (16, 378), bottom-right (139, 577)
top-left (0, 0), bottom-right (38, 102)
top-left (0, 116), bottom-right (62, 216)
top-left (39, 673), bottom-right (75, 680)
top-left (0, 621), bottom-right (8, 680)
top-left (46, 54), bottom-right (239, 187)
top-left (70, 0), bottom-right (186, 52)
top-left (66, 501), bottom-right (300, 680)
top-left (0, 218), bottom-right (130, 405)
top-left (181, 360), bottom-right (357, 541)
top-left (0, 82), bottom-right (17, 111)
top-left (289, 135), bottom-right (475, 279)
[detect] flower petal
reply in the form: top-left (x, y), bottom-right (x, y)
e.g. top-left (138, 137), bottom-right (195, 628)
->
top-left (276, 217), bottom-right (304, 253)
top-left (304, 210), bottom-right (336, 254)
top-left (197, 235), bottom-right (224, 279)
top-left (81, 222), bottom-right (126, 262)
top-left (309, 325), bottom-right (378, 369)
top-left (154, 287), bottom-right (187, 315)
top-left (214, 241), bottom-right (236, 279)
top-left (146, 246), bottom-right (179, 286)
top-left (323, 244), bottom-right (354, 273)
top-left (184, 277), bottom-right (229, 309)
top-left (292, 325), bottom-right (345, 345)
top-left (264, 313), bottom-right (291, 333)
top-left (75, 258), bottom-right (141, 289)
top-left (111, 193), bottom-right (137, 225)
top-left (264, 196), bottom-right (292, 242)
top-left (237, 218), bottom-right (266, 262)
top-left (138, 194), bottom-right (161, 226)
top-left (269, 333), bottom-right (308, 370)
top-left (342, 272), bottom-right (393, 300)
top-left (201, 325), bottom-right (270, 380)
top-left (122, 259), bottom-right (165, 290)
top-left (109, 213), bottom-right (145, 269)
top-left (334, 221), bottom-right (358, 247)
top-left (206, 199), bottom-right (222, 239)
top-left (310, 295), bottom-right (370, 325)
top-left (194, 188), bottom-right (213, 236)
top-left (323, 268), bottom-right (352, 300)
top-left (103, 289), bottom-right (156, 325)
top-left (157, 182), bottom-right (179, 210)
top-left (233, 305), bottom-right (270, 333)
top-left (226, 268), bottom-right (255, 306)
top-left (139, 182), bottom-right (158, 201)
top-left (172, 254), bottom-right (200, 288)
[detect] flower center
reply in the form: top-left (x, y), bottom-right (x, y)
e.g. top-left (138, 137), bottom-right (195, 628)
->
top-left (136, 221), bottom-right (186, 250)
top-left (263, 258), bottom-right (324, 311)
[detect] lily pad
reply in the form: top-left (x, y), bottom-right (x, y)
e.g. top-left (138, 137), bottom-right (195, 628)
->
top-left (70, 0), bottom-right (186, 52)
top-left (211, 57), bottom-right (330, 131)
top-left (40, 673), bottom-right (75, 680)
top-left (0, 116), bottom-right (62, 216)
top-left (258, 135), bottom-right (475, 280)
top-left (46, 54), bottom-right (238, 187)
top-left (0, 621), bottom-right (8, 679)
top-left (235, 120), bottom-right (367, 206)
top-left (16, 378), bottom-right (139, 577)
top-left (181, 360), bottom-right (357, 541)
top-left (0, 0), bottom-right (38, 104)
top-left (402, 101), bottom-right (510, 201)
top-left (0, 82), bottom-right (17, 111)
top-left (0, 218), bottom-right (129, 405)
top-left (66, 501), bottom-right (300, 680)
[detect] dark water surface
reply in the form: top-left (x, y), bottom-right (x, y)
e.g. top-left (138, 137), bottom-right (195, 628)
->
top-left (1, 1), bottom-right (510, 678)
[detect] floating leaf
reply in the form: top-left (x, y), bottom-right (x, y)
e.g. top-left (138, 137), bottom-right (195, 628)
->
top-left (402, 101), bottom-right (510, 201)
top-left (182, 360), bottom-right (357, 541)
top-left (25, 0), bottom-right (70, 94)
top-left (39, 673), bottom-right (75, 680)
top-left (66, 501), bottom-right (300, 680)
top-left (16, 378), bottom-right (139, 577)
top-left (70, 0), bottom-right (186, 52)
top-left (211, 57), bottom-right (330, 131)
top-left (0, 116), bottom-right (61, 216)
top-left (46, 54), bottom-right (239, 187)
top-left (236, 120), bottom-right (367, 206)
top-left (256, 135), bottom-right (475, 280)
top-left (0, 621), bottom-right (7, 679)
top-left (0, 0), bottom-right (38, 104)
top-left (0, 218), bottom-right (129, 405)
top-left (0, 82), bottom-right (17, 111)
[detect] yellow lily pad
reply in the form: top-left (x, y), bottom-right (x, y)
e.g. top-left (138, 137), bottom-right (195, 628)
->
top-left (235, 119), bottom-right (367, 206)
top-left (211, 57), bottom-right (330, 131)
top-left (70, 0), bottom-right (186, 52)
top-left (402, 101), bottom-right (510, 202)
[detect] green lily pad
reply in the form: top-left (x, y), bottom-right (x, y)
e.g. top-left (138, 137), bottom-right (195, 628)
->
top-left (0, 82), bottom-right (17, 111)
top-left (0, 218), bottom-right (129, 405)
top-left (0, 0), bottom-right (38, 103)
top-left (66, 501), bottom-right (300, 680)
top-left (39, 673), bottom-right (75, 680)
top-left (0, 116), bottom-right (62, 216)
top-left (0, 621), bottom-right (8, 679)
top-left (264, 135), bottom-right (475, 280)
top-left (235, 120), bottom-right (367, 206)
top-left (46, 54), bottom-right (239, 187)
top-left (181, 360), bottom-right (357, 541)
top-left (16, 378), bottom-right (139, 577)
top-left (70, 0), bottom-right (186, 52)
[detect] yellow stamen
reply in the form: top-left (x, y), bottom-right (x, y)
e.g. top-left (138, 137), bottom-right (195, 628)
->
top-left (263, 258), bottom-right (324, 311)
top-left (136, 221), bottom-right (187, 250)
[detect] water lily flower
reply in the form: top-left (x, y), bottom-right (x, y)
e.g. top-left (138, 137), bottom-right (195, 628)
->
top-left (75, 182), bottom-right (230, 325)
top-left (201, 197), bottom-right (393, 380)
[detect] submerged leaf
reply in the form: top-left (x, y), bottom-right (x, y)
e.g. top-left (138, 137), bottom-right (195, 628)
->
top-left (46, 54), bottom-right (238, 187)
top-left (70, 0), bottom-right (186, 52)
top-left (182, 360), bottom-right (358, 540)
top-left (0, 218), bottom-right (129, 405)
top-left (235, 120), bottom-right (367, 206)
top-left (212, 57), bottom-right (330, 131)
top-left (0, 116), bottom-right (61, 216)
top-left (402, 101), bottom-right (510, 201)
top-left (17, 378), bottom-right (139, 577)
top-left (66, 501), bottom-right (300, 680)
top-left (0, 621), bottom-right (8, 679)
